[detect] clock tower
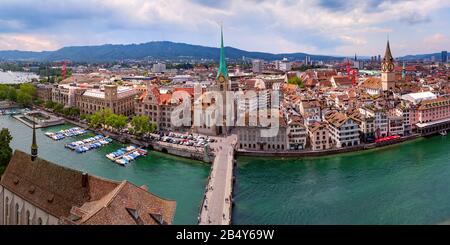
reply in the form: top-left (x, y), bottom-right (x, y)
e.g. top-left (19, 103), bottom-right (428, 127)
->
top-left (217, 26), bottom-right (229, 92)
top-left (381, 39), bottom-right (396, 91)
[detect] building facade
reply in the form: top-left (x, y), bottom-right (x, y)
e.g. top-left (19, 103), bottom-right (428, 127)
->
top-left (76, 85), bottom-right (138, 116)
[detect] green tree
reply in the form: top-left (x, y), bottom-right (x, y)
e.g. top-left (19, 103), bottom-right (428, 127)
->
top-left (88, 108), bottom-right (113, 128)
top-left (69, 107), bottom-right (80, 117)
top-left (80, 114), bottom-right (89, 121)
top-left (19, 83), bottom-right (37, 97)
top-left (63, 107), bottom-right (71, 116)
top-left (0, 85), bottom-right (8, 100)
top-left (45, 100), bottom-right (56, 109)
top-left (288, 76), bottom-right (304, 88)
top-left (0, 128), bottom-right (13, 176)
top-left (6, 87), bottom-right (17, 101)
top-left (54, 103), bottom-right (64, 113)
top-left (16, 90), bottom-right (33, 106)
top-left (130, 115), bottom-right (156, 136)
top-left (106, 114), bottom-right (128, 132)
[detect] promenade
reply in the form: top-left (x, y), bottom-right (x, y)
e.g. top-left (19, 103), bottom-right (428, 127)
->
top-left (199, 134), bottom-right (237, 225)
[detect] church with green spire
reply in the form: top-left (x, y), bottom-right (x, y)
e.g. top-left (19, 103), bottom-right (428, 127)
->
top-left (216, 26), bottom-right (229, 92)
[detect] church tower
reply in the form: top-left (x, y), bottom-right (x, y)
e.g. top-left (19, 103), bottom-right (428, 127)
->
top-left (381, 39), bottom-right (396, 91)
top-left (216, 26), bottom-right (229, 92)
top-left (31, 119), bottom-right (38, 161)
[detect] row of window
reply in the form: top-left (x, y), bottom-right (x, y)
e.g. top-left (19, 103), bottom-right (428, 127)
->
top-left (3, 198), bottom-right (43, 225)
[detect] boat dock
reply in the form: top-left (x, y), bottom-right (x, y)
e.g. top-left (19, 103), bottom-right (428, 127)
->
top-left (45, 127), bottom-right (87, 140)
top-left (65, 135), bottom-right (112, 153)
top-left (106, 146), bottom-right (147, 166)
top-left (198, 135), bottom-right (237, 225)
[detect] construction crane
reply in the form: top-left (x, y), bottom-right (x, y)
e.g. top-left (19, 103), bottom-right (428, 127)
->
top-left (345, 58), bottom-right (358, 87)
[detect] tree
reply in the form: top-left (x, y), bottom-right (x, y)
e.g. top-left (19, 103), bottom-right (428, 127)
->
top-left (69, 107), bottom-right (80, 117)
top-left (88, 108), bottom-right (113, 129)
top-left (16, 90), bottom-right (33, 106)
top-left (63, 107), bottom-right (71, 116)
top-left (54, 103), bottom-right (64, 114)
top-left (45, 100), bottom-right (56, 109)
top-left (6, 87), bottom-right (17, 101)
top-left (130, 115), bottom-right (156, 136)
top-left (0, 128), bottom-right (13, 176)
top-left (288, 76), bottom-right (304, 88)
top-left (19, 83), bottom-right (37, 98)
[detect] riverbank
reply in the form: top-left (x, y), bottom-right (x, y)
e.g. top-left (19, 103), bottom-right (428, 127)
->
top-left (236, 134), bottom-right (422, 158)
top-left (33, 105), bottom-right (214, 163)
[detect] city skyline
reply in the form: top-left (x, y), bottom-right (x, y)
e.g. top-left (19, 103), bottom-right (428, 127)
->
top-left (0, 0), bottom-right (448, 56)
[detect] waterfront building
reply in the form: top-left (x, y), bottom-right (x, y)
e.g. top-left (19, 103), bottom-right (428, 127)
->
top-left (35, 84), bottom-right (53, 102)
top-left (388, 115), bottom-right (404, 136)
top-left (307, 121), bottom-right (331, 151)
top-left (359, 106), bottom-right (389, 138)
top-left (287, 115), bottom-right (307, 150)
top-left (0, 127), bottom-right (175, 225)
top-left (351, 111), bottom-right (376, 142)
top-left (52, 84), bottom-right (86, 107)
top-left (135, 84), bottom-right (193, 131)
top-left (414, 96), bottom-right (450, 134)
top-left (325, 111), bottom-right (360, 148)
top-left (236, 110), bottom-right (288, 151)
top-left (394, 103), bottom-right (413, 135)
top-left (381, 40), bottom-right (396, 91)
top-left (76, 85), bottom-right (138, 116)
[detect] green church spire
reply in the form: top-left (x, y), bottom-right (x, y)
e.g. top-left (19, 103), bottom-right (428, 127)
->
top-left (217, 26), bottom-right (228, 80)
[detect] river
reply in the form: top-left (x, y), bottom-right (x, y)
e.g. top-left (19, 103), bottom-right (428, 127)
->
top-left (0, 115), bottom-right (210, 224)
top-left (3, 113), bottom-right (450, 225)
top-left (233, 134), bottom-right (450, 224)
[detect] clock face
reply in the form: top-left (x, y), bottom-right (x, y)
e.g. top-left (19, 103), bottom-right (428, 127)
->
top-left (381, 63), bottom-right (387, 72)
top-left (388, 63), bottom-right (394, 72)
top-left (218, 76), bottom-right (225, 84)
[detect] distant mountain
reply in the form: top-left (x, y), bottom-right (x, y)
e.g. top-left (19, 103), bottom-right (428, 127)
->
top-left (399, 53), bottom-right (443, 61)
top-left (0, 41), bottom-right (443, 63)
top-left (0, 41), bottom-right (343, 63)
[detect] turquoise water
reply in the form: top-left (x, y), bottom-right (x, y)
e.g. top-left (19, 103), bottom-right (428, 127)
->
top-left (234, 135), bottom-right (450, 224)
top-left (0, 115), bottom-right (210, 224)
top-left (4, 113), bottom-right (450, 225)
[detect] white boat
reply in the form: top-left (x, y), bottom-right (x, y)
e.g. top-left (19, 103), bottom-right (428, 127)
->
top-left (440, 130), bottom-right (447, 136)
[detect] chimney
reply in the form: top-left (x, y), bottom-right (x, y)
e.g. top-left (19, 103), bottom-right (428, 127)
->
top-left (82, 172), bottom-right (88, 188)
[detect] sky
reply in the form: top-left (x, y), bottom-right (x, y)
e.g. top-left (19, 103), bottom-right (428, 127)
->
top-left (0, 0), bottom-right (449, 56)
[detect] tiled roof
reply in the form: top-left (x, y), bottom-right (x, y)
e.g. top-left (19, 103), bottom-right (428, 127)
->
top-left (362, 77), bottom-right (382, 90)
top-left (418, 97), bottom-right (450, 110)
top-left (1, 150), bottom-right (176, 225)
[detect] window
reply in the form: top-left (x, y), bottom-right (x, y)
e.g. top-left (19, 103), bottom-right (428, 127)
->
top-left (26, 210), bottom-right (30, 225)
top-left (5, 197), bottom-right (9, 225)
top-left (15, 203), bottom-right (19, 225)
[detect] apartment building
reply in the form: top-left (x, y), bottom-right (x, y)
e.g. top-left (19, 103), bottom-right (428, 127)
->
top-left (325, 111), bottom-right (360, 148)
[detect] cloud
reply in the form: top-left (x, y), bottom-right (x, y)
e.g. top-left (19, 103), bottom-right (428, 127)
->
top-left (0, 0), bottom-right (448, 55)
top-left (0, 34), bottom-right (58, 51)
top-left (424, 33), bottom-right (448, 45)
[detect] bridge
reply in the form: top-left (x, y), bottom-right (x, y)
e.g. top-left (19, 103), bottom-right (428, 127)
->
top-left (198, 134), bottom-right (237, 225)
